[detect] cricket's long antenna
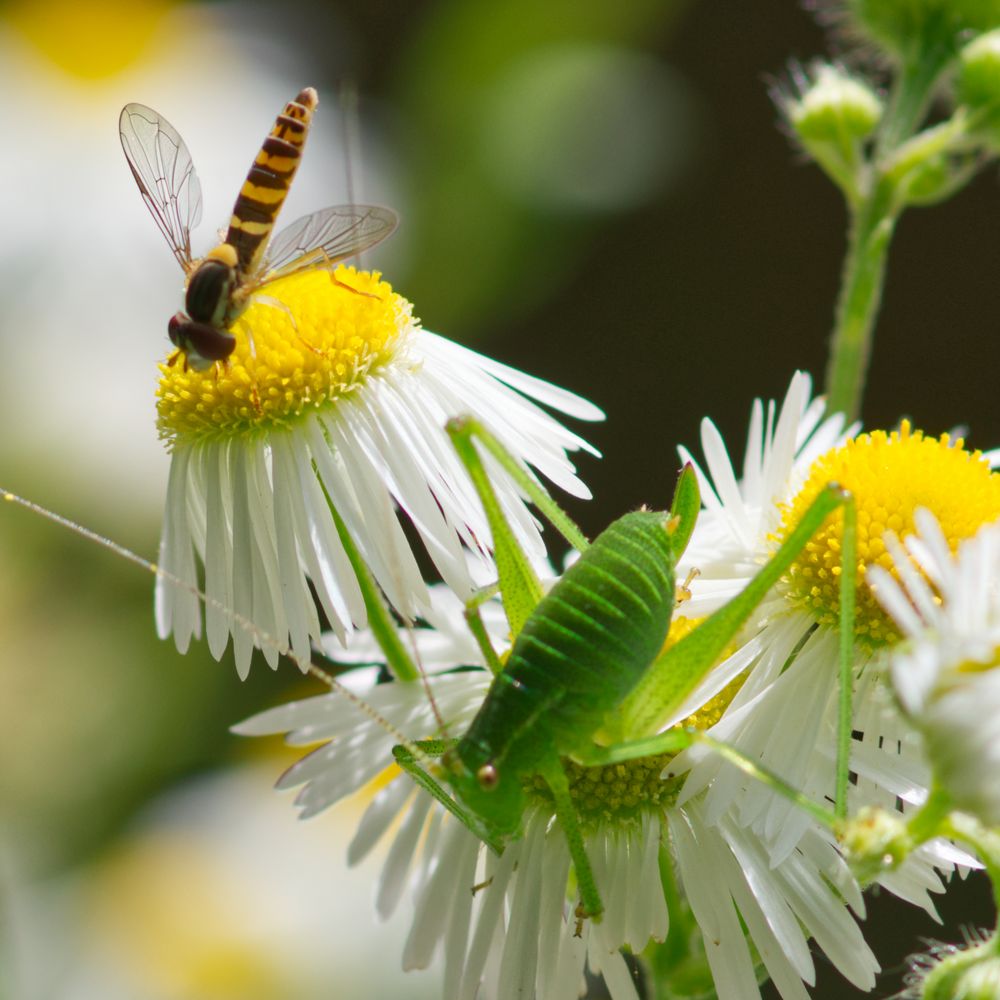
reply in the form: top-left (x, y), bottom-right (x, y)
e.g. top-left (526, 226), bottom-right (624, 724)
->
top-left (1, 488), bottom-right (429, 759)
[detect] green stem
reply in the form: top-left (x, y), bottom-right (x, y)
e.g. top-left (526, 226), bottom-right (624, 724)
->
top-left (943, 812), bottom-right (1000, 918)
top-left (824, 36), bottom-right (953, 421)
top-left (904, 786), bottom-right (954, 847)
top-left (877, 38), bottom-right (953, 155)
top-left (823, 177), bottom-right (898, 422)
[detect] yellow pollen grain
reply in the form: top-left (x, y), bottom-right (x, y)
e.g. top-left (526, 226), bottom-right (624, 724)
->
top-left (156, 267), bottom-right (412, 445)
top-left (776, 421), bottom-right (1000, 648)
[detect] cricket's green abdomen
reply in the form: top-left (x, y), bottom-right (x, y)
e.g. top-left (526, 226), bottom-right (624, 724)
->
top-left (457, 509), bottom-right (677, 780)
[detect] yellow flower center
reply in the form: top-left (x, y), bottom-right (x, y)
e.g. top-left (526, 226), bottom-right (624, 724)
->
top-left (156, 267), bottom-right (412, 446)
top-left (777, 421), bottom-right (1000, 647)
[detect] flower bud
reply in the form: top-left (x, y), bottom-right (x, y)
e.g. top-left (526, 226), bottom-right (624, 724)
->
top-left (785, 64), bottom-right (883, 143)
top-left (918, 938), bottom-right (1000, 1000)
top-left (839, 806), bottom-right (911, 884)
top-left (959, 30), bottom-right (1000, 103)
top-left (957, 30), bottom-right (1000, 143)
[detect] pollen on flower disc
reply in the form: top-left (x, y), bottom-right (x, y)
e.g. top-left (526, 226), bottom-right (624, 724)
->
top-left (156, 267), bottom-right (412, 445)
top-left (776, 422), bottom-right (1000, 647)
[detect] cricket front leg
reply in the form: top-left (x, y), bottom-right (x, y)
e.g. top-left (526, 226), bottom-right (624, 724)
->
top-left (536, 751), bottom-right (604, 924)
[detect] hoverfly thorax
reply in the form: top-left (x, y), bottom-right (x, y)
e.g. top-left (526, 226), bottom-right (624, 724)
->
top-left (185, 245), bottom-right (239, 328)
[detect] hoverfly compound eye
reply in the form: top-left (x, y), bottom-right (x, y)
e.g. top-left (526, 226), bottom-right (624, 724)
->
top-left (476, 764), bottom-right (499, 790)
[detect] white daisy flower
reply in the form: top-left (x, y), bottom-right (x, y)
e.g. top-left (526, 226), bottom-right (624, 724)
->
top-left (871, 510), bottom-right (1000, 825)
top-left (236, 587), bottom-right (878, 1000)
top-left (155, 266), bottom-right (602, 678)
top-left (672, 372), bottom-right (997, 905)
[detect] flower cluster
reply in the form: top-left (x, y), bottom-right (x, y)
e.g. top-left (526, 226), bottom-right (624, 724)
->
top-left (227, 368), bottom-right (997, 999)
top-left (124, 7), bottom-right (1000, 994)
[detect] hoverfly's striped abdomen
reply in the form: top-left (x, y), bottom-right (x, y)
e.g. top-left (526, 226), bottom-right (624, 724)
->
top-left (225, 87), bottom-right (318, 276)
top-left (458, 510), bottom-right (677, 776)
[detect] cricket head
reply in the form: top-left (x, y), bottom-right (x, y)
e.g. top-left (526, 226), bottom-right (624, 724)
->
top-left (444, 742), bottom-right (525, 839)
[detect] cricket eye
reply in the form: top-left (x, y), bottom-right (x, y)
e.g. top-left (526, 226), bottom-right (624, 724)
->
top-left (476, 764), bottom-right (499, 790)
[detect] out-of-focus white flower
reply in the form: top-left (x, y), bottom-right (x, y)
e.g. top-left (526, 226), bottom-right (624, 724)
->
top-left (5, 764), bottom-right (443, 1000)
top-left (871, 510), bottom-right (1000, 825)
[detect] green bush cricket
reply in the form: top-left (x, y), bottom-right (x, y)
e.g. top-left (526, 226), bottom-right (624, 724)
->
top-left (1, 416), bottom-right (857, 927)
top-left (387, 416), bottom-right (856, 923)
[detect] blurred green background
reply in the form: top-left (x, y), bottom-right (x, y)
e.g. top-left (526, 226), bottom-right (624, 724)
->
top-left (1, 1), bottom-right (997, 997)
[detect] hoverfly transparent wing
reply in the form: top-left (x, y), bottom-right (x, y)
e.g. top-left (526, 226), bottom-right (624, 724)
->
top-left (119, 103), bottom-right (203, 272)
top-left (258, 205), bottom-right (398, 282)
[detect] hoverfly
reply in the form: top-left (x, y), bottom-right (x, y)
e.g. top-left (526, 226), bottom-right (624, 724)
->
top-left (119, 88), bottom-right (398, 370)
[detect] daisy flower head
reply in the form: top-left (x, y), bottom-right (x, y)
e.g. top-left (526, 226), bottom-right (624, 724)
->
top-left (237, 584), bottom-right (879, 1000)
top-left (871, 510), bottom-right (1000, 825)
top-left (675, 373), bottom-right (1000, 899)
top-left (155, 265), bottom-right (602, 678)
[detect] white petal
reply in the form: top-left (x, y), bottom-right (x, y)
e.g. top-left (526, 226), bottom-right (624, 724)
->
top-left (376, 790), bottom-right (433, 919)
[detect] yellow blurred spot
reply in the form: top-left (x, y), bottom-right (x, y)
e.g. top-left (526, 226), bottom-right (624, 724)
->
top-left (5, 0), bottom-right (170, 80)
top-left (88, 832), bottom-right (290, 999)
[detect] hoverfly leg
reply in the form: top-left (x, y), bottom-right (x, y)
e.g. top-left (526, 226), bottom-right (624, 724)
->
top-left (249, 383), bottom-right (263, 418)
top-left (329, 272), bottom-right (381, 300)
top-left (233, 315), bottom-right (259, 359)
top-left (313, 247), bottom-right (382, 301)
top-left (250, 294), bottom-right (327, 357)
top-left (251, 294), bottom-right (294, 332)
